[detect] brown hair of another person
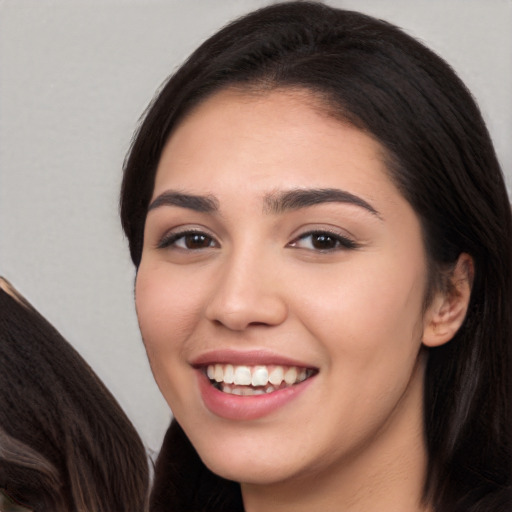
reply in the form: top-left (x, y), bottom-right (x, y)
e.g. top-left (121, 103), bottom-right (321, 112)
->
top-left (0, 278), bottom-right (149, 512)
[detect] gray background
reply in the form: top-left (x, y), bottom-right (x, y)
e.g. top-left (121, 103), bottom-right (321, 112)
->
top-left (1, 0), bottom-right (511, 453)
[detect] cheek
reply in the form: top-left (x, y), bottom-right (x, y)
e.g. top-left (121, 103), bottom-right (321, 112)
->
top-left (297, 260), bottom-right (426, 423)
top-left (135, 263), bottom-right (208, 415)
top-left (135, 263), bottom-right (200, 362)
top-left (300, 260), bottom-right (425, 340)
top-left (290, 250), bottom-right (427, 394)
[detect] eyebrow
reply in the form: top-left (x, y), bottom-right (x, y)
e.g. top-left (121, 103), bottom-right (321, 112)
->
top-left (148, 191), bottom-right (219, 213)
top-left (147, 187), bottom-right (380, 218)
top-left (263, 188), bottom-right (381, 217)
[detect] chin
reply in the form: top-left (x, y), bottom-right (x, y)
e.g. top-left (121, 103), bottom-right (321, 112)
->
top-left (186, 427), bottom-right (300, 485)
top-left (200, 453), bottom-right (295, 486)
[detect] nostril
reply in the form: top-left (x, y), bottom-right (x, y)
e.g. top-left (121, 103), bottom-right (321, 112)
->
top-left (206, 297), bottom-right (288, 331)
top-left (204, 269), bottom-right (288, 330)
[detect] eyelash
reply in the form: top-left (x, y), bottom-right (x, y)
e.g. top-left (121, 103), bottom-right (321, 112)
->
top-left (157, 230), bottom-right (217, 250)
top-left (158, 229), bottom-right (358, 252)
top-left (288, 230), bottom-right (358, 252)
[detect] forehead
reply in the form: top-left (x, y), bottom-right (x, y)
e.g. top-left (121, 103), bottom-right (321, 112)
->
top-left (153, 88), bottom-right (399, 207)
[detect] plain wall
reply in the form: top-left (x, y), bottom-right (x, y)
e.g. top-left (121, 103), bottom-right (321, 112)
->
top-left (1, 0), bottom-right (511, 453)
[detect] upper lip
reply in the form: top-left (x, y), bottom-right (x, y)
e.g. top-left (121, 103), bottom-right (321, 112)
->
top-left (190, 349), bottom-right (317, 369)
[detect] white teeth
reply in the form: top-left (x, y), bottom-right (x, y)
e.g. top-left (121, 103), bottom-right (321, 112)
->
top-left (221, 385), bottom-right (275, 396)
top-left (268, 366), bottom-right (284, 386)
top-left (284, 367), bottom-right (298, 385)
top-left (224, 364), bottom-right (234, 384)
top-left (251, 366), bottom-right (269, 386)
top-left (214, 364), bottom-right (224, 383)
top-left (206, 363), bottom-right (314, 393)
top-left (233, 366), bottom-right (252, 385)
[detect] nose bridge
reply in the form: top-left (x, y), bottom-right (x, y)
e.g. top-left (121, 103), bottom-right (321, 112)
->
top-left (205, 240), bottom-right (287, 330)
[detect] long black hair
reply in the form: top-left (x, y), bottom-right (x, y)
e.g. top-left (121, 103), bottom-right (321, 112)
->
top-left (0, 279), bottom-right (149, 512)
top-left (120, 3), bottom-right (512, 511)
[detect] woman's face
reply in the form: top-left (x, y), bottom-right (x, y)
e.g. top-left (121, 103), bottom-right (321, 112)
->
top-left (136, 89), bottom-right (435, 486)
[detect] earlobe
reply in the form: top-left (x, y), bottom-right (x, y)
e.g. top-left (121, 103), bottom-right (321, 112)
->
top-left (422, 253), bottom-right (474, 348)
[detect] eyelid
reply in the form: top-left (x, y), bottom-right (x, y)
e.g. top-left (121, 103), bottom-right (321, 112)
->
top-left (288, 227), bottom-right (359, 251)
top-left (156, 226), bottom-right (220, 250)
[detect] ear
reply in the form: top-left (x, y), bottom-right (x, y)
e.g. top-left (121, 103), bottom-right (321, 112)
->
top-left (422, 253), bottom-right (474, 348)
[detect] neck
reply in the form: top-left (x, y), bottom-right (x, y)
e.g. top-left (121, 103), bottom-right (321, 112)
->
top-left (241, 358), bottom-right (432, 512)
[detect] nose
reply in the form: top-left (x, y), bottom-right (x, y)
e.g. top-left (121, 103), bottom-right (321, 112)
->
top-left (205, 249), bottom-right (288, 331)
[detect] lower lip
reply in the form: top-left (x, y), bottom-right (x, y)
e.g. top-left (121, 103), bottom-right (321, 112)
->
top-left (197, 371), bottom-right (315, 421)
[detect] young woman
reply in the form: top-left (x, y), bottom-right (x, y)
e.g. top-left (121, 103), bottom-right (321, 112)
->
top-left (120, 2), bottom-right (512, 511)
top-left (0, 278), bottom-right (149, 512)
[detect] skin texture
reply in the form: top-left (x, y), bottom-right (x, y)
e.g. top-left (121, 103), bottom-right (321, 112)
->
top-left (135, 89), bottom-right (471, 512)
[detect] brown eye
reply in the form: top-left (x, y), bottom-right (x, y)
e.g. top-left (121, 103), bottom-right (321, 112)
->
top-left (310, 233), bottom-right (338, 250)
top-left (158, 230), bottom-right (218, 250)
top-left (289, 231), bottom-right (358, 252)
top-left (182, 233), bottom-right (214, 249)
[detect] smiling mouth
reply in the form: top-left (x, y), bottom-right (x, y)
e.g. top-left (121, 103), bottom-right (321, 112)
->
top-left (204, 364), bottom-right (317, 396)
